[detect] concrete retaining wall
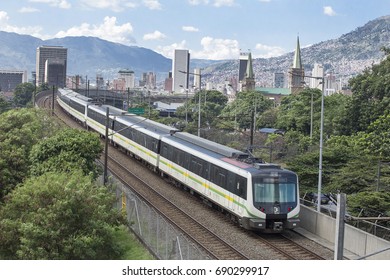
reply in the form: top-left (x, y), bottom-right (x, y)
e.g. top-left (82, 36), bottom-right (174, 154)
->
top-left (300, 205), bottom-right (390, 259)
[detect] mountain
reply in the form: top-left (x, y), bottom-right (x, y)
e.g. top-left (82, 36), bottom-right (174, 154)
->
top-left (0, 32), bottom-right (171, 80)
top-left (1, 15), bottom-right (390, 86)
top-left (201, 15), bottom-right (390, 87)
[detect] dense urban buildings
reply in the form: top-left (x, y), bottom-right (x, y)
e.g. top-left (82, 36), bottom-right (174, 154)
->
top-left (36, 46), bottom-right (67, 88)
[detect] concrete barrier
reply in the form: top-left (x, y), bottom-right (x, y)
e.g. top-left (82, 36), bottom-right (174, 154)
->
top-left (300, 205), bottom-right (390, 259)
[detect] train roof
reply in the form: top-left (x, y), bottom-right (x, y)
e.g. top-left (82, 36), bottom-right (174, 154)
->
top-left (58, 88), bottom-right (93, 103)
top-left (162, 132), bottom-right (293, 174)
top-left (89, 104), bottom-right (178, 136)
top-left (174, 132), bottom-right (247, 158)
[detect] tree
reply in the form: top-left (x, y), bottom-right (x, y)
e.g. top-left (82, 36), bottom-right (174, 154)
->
top-left (0, 109), bottom-right (61, 199)
top-left (13, 82), bottom-right (35, 107)
top-left (347, 191), bottom-right (390, 218)
top-left (0, 96), bottom-right (11, 114)
top-left (29, 128), bottom-right (103, 179)
top-left (345, 50), bottom-right (390, 134)
top-left (357, 114), bottom-right (390, 160)
top-left (176, 90), bottom-right (228, 134)
top-left (0, 172), bottom-right (126, 260)
top-left (220, 91), bottom-right (273, 131)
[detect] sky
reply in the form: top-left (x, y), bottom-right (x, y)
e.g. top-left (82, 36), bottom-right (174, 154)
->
top-left (1, 0), bottom-right (390, 60)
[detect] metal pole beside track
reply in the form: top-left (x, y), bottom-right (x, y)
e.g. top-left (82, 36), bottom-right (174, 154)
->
top-left (104, 107), bottom-right (109, 185)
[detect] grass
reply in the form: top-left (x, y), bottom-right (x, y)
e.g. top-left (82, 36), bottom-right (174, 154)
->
top-left (114, 225), bottom-right (156, 260)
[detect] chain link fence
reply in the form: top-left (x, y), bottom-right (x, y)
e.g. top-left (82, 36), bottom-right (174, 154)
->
top-left (105, 173), bottom-right (211, 260)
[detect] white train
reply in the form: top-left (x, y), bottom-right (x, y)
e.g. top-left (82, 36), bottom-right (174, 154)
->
top-left (57, 88), bottom-right (300, 232)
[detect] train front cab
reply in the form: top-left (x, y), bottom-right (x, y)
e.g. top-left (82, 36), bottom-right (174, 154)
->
top-left (243, 170), bottom-right (300, 232)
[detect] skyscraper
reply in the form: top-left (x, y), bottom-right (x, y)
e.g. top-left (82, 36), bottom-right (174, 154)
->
top-left (288, 36), bottom-right (304, 94)
top-left (36, 46), bottom-right (67, 88)
top-left (172, 49), bottom-right (190, 93)
top-left (310, 63), bottom-right (324, 90)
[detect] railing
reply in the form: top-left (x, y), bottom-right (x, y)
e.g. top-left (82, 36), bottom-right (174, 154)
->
top-left (301, 198), bottom-right (390, 242)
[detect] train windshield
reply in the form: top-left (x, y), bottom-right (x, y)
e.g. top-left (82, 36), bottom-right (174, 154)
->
top-left (252, 173), bottom-right (297, 203)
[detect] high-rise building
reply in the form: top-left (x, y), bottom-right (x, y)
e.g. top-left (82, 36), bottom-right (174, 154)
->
top-left (118, 69), bottom-right (135, 89)
top-left (0, 70), bottom-right (27, 92)
top-left (193, 68), bottom-right (201, 90)
top-left (36, 46), bottom-right (67, 88)
top-left (310, 63), bottom-right (324, 89)
top-left (172, 49), bottom-right (190, 93)
top-left (164, 71), bottom-right (173, 92)
top-left (288, 36), bottom-right (304, 94)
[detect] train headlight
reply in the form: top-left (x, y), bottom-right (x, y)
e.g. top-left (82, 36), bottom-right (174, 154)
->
top-left (273, 206), bottom-right (280, 214)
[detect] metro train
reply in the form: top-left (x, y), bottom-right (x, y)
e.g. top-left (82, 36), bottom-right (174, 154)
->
top-left (57, 88), bottom-right (300, 232)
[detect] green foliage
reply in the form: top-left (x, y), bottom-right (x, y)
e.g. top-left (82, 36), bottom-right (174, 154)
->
top-left (356, 114), bottom-right (390, 159)
top-left (13, 83), bottom-right (35, 107)
top-left (221, 91), bottom-right (273, 131)
top-left (0, 96), bottom-right (11, 114)
top-left (346, 51), bottom-right (390, 134)
top-left (276, 88), bottom-right (321, 136)
top-left (176, 90), bottom-right (228, 133)
top-left (0, 109), bottom-right (61, 199)
top-left (325, 156), bottom-right (378, 194)
top-left (29, 128), bottom-right (103, 178)
top-left (0, 172), bottom-right (126, 260)
top-left (347, 191), bottom-right (390, 217)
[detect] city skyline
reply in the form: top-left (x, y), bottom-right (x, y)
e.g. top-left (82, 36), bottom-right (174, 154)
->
top-left (1, 1), bottom-right (390, 60)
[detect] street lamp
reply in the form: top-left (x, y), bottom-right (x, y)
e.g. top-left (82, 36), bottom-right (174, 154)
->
top-left (179, 70), bottom-right (202, 137)
top-left (179, 85), bottom-right (188, 123)
top-left (305, 74), bottom-right (325, 212)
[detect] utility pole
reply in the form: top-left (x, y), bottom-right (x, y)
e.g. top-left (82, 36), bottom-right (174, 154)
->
top-left (334, 193), bottom-right (346, 260)
top-left (104, 107), bottom-right (109, 185)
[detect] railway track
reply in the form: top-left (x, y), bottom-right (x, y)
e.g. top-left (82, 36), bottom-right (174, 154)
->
top-left (35, 92), bottom-right (329, 260)
top-left (257, 233), bottom-right (325, 260)
top-left (105, 155), bottom-right (249, 260)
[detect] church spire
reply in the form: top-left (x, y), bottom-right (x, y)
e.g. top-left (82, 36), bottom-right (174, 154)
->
top-left (292, 36), bottom-right (302, 69)
top-left (246, 52), bottom-right (254, 79)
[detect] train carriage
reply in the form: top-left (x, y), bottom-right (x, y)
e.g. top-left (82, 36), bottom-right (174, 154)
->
top-left (57, 88), bottom-right (300, 232)
top-left (57, 88), bottom-right (91, 123)
top-left (159, 131), bottom-right (300, 231)
top-left (112, 115), bottom-right (176, 168)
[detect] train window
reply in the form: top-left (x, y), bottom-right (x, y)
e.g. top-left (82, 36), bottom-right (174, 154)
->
top-left (237, 176), bottom-right (247, 199)
top-left (278, 183), bottom-right (296, 203)
top-left (227, 172), bottom-right (236, 194)
top-left (253, 182), bottom-right (274, 203)
top-left (161, 143), bottom-right (168, 158)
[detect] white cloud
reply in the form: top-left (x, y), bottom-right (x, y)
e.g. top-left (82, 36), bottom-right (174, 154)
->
top-left (143, 0), bottom-right (162, 10)
top-left (194, 36), bottom-right (239, 59)
top-left (29, 0), bottom-right (71, 9)
top-left (188, 0), bottom-right (236, 7)
top-left (213, 0), bottom-right (235, 7)
top-left (254, 43), bottom-right (285, 58)
top-left (323, 6), bottom-right (337, 16)
top-left (188, 0), bottom-right (209, 5)
top-left (19, 7), bottom-right (40, 13)
top-left (55, 16), bottom-right (136, 45)
top-left (0, 10), bottom-right (44, 37)
top-left (143, 30), bottom-right (166, 41)
top-left (182, 26), bottom-right (199, 32)
top-left (258, 0), bottom-right (271, 2)
top-left (80, 0), bottom-right (136, 12)
top-left (155, 40), bottom-right (187, 59)
top-left (80, 0), bottom-right (161, 11)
